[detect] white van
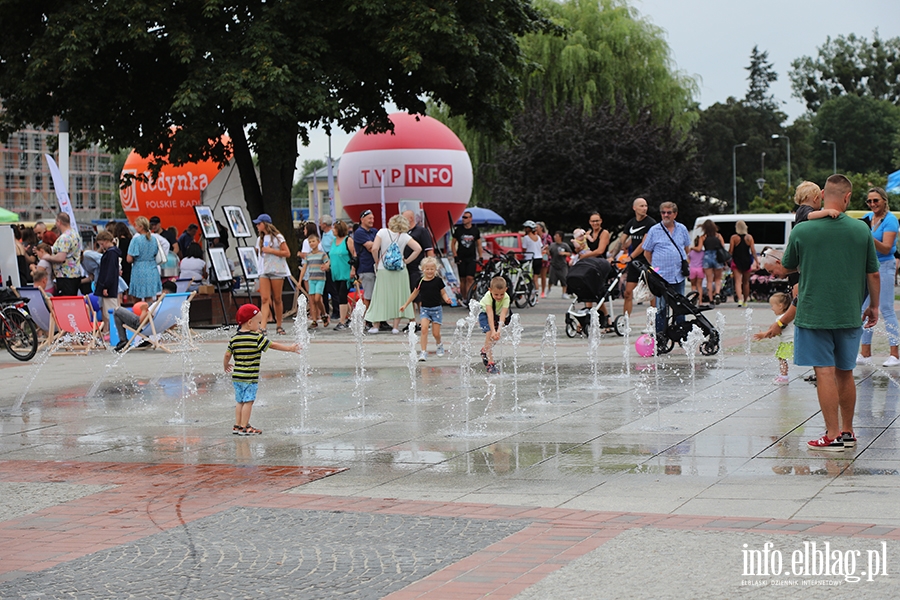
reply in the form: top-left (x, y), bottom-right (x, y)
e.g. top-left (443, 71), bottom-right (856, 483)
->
top-left (692, 214), bottom-right (795, 251)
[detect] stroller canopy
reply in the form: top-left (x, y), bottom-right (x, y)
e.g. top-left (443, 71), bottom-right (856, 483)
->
top-left (566, 258), bottom-right (612, 302)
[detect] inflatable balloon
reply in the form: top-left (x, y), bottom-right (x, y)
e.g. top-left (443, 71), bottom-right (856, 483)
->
top-left (337, 112), bottom-right (473, 239)
top-left (120, 143), bottom-right (225, 238)
top-left (635, 333), bottom-right (655, 357)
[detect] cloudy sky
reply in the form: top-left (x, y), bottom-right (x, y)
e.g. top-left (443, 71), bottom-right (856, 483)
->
top-left (295, 0), bottom-right (899, 176)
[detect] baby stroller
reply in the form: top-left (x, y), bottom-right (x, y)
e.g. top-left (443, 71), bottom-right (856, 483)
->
top-left (637, 263), bottom-right (720, 355)
top-left (564, 257), bottom-right (627, 338)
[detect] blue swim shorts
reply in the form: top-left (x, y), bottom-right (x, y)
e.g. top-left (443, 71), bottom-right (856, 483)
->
top-left (420, 306), bottom-right (443, 325)
top-left (794, 326), bottom-right (862, 371)
top-left (308, 280), bottom-right (325, 295)
top-left (233, 381), bottom-right (259, 404)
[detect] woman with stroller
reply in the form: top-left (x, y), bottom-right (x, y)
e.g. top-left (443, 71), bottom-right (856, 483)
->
top-left (699, 220), bottom-right (727, 305)
top-left (729, 220), bottom-right (758, 307)
top-left (581, 212), bottom-right (610, 259)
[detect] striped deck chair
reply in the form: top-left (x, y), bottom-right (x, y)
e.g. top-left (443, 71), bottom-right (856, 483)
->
top-left (15, 286), bottom-right (58, 350)
top-left (124, 291), bottom-right (196, 353)
top-left (48, 295), bottom-right (104, 355)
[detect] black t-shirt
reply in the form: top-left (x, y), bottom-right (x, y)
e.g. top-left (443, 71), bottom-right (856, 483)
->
top-left (453, 225), bottom-right (481, 261)
top-left (623, 216), bottom-right (656, 254)
top-left (416, 277), bottom-right (446, 308)
top-left (794, 204), bottom-right (814, 224)
top-left (405, 224), bottom-right (434, 270)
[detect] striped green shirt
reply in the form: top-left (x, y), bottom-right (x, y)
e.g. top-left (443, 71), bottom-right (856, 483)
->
top-left (227, 330), bottom-right (272, 383)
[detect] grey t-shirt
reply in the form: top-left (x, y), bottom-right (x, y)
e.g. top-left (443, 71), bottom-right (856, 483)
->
top-left (548, 242), bottom-right (571, 270)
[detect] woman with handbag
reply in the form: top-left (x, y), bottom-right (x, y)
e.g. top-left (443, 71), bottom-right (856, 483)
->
top-left (328, 220), bottom-right (356, 330)
top-left (126, 216), bottom-right (163, 301)
top-left (729, 220), bottom-right (758, 307)
top-left (699, 219), bottom-right (728, 305)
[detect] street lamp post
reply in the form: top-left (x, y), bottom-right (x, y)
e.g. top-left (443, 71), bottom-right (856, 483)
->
top-left (772, 134), bottom-right (791, 191)
top-left (757, 151), bottom-right (766, 199)
top-left (822, 140), bottom-right (837, 174)
top-left (732, 142), bottom-right (748, 214)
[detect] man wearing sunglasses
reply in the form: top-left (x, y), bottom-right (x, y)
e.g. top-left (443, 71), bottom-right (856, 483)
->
top-left (641, 202), bottom-right (691, 336)
top-left (452, 211), bottom-right (483, 300)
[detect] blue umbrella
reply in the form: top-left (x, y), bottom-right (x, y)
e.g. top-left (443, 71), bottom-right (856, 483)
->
top-left (887, 169), bottom-right (900, 194)
top-left (456, 206), bottom-right (506, 226)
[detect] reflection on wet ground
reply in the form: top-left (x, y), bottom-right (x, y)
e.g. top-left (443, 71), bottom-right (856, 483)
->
top-left (3, 318), bottom-right (900, 522)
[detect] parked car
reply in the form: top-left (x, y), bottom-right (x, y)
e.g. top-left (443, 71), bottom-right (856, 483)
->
top-left (482, 232), bottom-right (524, 259)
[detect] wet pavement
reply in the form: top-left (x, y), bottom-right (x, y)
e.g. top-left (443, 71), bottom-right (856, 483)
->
top-left (2, 296), bottom-right (900, 597)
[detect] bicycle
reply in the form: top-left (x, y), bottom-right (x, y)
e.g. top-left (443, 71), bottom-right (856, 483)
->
top-left (0, 293), bottom-right (39, 361)
top-left (466, 253), bottom-right (504, 304)
top-left (506, 254), bottom-right (538, 309)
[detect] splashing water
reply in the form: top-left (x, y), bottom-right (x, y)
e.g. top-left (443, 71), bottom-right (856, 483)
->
top-left (291, 295), bottom-right (314, 432)
top-left (539, 314), bottom-right (560, 402)
top-left (715, 311), bottom-right (726, 376)
top-left (407, 320), bottom-right (419, 401)
top-left (683, 324), bottom-right (705, 404)
top-left (645, 306), bottom-right (661, 428)
top-left (588, 306), bottom-right (603, 389)
top-left (620, 312), bottom-right (632, 377)
top-left (507, 313), bottom-right (524, 411)
top-left (350, 300), bottom-right (368, 416)
top-left (170, 299), bottom-right (198, 424)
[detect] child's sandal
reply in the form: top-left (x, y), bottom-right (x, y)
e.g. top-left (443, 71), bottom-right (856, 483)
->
top-left (244, 425), bottom-right (262, 435)
top-left (232, 424), bottom-right (243, 435)
top-left (321, 315), bottom-right (330, 327)
top-left (276, 326), bottom-right (287, 335)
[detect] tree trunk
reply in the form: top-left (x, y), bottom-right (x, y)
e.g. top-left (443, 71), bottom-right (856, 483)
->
top-left (257, 122), bottom-right (300, 275)
top-left (227, 119), bottom-right (264, 218)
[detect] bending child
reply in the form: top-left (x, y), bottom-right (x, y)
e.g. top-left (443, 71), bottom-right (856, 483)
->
top-left (763, 292), bottom-right (793, 384)
top-left (224, 304), bottom-right (300, 435)
top-left (400, 257), bottom-right (451, 361)
top-left (479, 276), bottom-right (510, 374)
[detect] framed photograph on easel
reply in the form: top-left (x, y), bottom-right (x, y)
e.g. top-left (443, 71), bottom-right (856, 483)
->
top-left (223, 206), bottom-right (251, 239)
top-left (237, 247), bottom-right (260, 280)
top-left (194, 205), bottom-right (219, 240)
top-left (209, 247), bottom-right (232, 281)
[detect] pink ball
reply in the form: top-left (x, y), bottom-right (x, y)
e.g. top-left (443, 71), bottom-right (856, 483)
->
top-left (635, 333), bottom-right (655, 357)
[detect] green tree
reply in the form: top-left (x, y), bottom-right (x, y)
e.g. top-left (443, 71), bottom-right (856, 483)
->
top-left (789, 32), bottom-right (900, 112)
top-left (812, 95), bottom-right (900, 174)
top-left (0, 0), bottom-right (551, 262)
top-left (431, 0), bottom-right (697, 207)
top-left (489, 98), bottom-right (709, 233)
top-left (745, 45), bottom-right (780, 112)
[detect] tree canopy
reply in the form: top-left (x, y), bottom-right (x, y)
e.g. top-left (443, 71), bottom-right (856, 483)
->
top-left (0, 0), bottom-right (552, 252)
top-left (489, 99), bottom-right (708, 233)
top-left (812, 95), bottom-right (900, 174)
top-left (789, 31), bottom-right (900, 112)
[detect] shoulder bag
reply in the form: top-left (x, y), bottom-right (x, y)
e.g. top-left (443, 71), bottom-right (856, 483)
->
top-left (661, 224), bottom-right (690, 278)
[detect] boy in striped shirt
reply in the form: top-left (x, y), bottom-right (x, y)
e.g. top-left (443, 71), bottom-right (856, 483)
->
top-left (224, 304), bottom-right (299, 435)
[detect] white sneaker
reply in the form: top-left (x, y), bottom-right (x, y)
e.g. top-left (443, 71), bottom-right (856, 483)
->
top-left (418, 351), bottom-right (427, 362)
top-left (883, 356), bottom-right (900, 367)
top-left (367, 326), bottom-right (380, 334)
top-left (436, 344), bottom-right (444, 357)
top-left (391, 328), bottom-right (400, 335)
top-left (856, 354), bottom-right (872, 365)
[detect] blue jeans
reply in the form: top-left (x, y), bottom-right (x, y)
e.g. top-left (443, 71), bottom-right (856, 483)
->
top-left (655, 279), bottom-right (685, 336)
top-left (860, 259), bottom-right (899, 347)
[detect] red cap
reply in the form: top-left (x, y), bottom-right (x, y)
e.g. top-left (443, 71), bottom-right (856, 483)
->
top-left (236, 304), bottom-right (260, 325)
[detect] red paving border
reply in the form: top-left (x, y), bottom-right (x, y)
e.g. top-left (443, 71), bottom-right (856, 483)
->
top-left (2, 460), bottom-right (900, 597)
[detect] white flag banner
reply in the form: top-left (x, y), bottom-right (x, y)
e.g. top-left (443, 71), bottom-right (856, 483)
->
top-left (327, 156), bottom-right (337, 222)
top-left (312, 169), bottom-right (320, 236)
top-left (45, 154), bottom-right (77, 230)
top-left (379, 168), bottom-right (386, 229)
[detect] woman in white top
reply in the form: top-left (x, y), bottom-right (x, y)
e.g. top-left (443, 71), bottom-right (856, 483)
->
top-left (364, 214), bottom-right (422, 334)
top-left (178, 242), bottom-right (208, 292)
top-left (521, 220), bottom-right (545, 277)
top-left (253, 213), bottom-right (291, 335)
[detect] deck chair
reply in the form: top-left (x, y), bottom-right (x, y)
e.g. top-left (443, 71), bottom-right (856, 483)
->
top-left (283, 275), bottom-right (309, 318)
top-left (174, 278), bottom-right (193, 293)
top-left (48, 295), bottom-right (104, 355)
top-left (15, 286), bottom-right (58, 350)
top-left (124, 291), bottom-right (196, 353)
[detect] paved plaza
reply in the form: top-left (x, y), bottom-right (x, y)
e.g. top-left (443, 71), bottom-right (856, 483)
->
top-left (1, 295), bottom-right (899, 598)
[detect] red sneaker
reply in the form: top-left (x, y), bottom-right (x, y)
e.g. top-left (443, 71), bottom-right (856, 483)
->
top-left (807, 434), bottom-right (843, 451)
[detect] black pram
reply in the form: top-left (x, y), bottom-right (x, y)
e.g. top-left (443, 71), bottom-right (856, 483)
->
top-left (637, 263), bottom-right (719, 355)
top-left (564, 258), bottom-right (627, 338)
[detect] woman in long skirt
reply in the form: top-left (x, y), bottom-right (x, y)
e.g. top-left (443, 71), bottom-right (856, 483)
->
top-left (365, 214), bottom-right (422, 334)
